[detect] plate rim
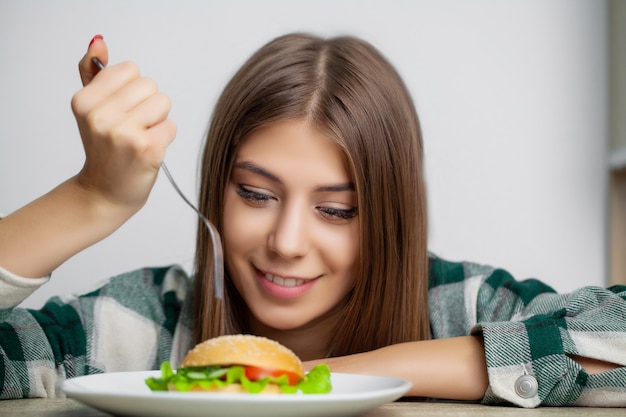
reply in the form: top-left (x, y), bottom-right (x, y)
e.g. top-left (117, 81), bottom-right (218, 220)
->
top-left (60, 370), bottom-right (412, 401)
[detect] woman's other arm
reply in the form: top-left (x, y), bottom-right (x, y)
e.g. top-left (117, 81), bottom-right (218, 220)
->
top-left (306, 335), bottom-right (489, 401)
top-left (305, 335), bottom-right (622, 403)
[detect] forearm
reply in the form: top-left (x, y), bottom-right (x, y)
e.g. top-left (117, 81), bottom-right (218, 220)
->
top-left (306, 339), bottom-right (622, 405)
top-left (0, 176), bottom-right (137, 278)
top-left (307, 335), bottom-right (488, 401)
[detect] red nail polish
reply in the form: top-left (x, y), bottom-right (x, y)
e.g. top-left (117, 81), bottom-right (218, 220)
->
top-left (88, 34), bottom-right (103, 48)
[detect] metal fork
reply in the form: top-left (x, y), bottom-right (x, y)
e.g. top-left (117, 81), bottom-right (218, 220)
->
top-left (92, 57), bottom-right (224, 299)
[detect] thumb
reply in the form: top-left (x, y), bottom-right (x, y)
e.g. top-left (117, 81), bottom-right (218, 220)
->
top-left (79, 35), bottom-right (109, 86)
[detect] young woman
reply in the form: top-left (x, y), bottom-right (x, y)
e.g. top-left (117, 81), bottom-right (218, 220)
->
top-left (0, 34), bottom-right (624, 407)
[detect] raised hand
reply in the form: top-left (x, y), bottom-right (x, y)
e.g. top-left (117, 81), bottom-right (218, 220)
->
top-left (72, 35), bottom-right (176, 212)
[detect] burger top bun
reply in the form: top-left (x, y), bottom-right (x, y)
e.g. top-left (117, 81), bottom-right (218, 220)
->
top-left (181, 334), bottom-right (305, 380)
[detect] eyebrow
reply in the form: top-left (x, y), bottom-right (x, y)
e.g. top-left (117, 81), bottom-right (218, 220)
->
top-left (234, 161), bottom-right (355, 192)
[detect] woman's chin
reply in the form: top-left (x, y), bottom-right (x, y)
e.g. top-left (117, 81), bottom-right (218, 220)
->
top-left (255, 313), bottom-right (316, 331)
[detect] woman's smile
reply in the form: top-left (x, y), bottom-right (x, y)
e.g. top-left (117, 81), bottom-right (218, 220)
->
top-left (256, 267), bottom-right (319, 299)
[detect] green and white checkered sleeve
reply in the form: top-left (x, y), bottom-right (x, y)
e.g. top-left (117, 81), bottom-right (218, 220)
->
top-left (474, 274), bottom-right (626, 407)
top-left (428, 254), bottom-right (626, 407)
top-left (0, 265), bottom-right (191, 399)
top-left (0, 290), bottom-right (91, 398)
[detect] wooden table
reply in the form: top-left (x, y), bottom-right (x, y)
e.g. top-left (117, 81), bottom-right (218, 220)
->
top-left (0, 398), bottom-right (623, 416)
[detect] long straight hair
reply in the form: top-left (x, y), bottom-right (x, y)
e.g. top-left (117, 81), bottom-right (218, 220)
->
top-left (193, 33), bottom-right (430, 356)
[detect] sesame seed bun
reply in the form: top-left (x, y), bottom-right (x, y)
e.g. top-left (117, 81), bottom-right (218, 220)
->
top-left (181, 334), bottom-right (305, 380)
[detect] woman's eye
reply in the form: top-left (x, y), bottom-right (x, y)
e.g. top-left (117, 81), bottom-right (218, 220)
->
top-left (236, 185), bottom-right (272, 205)
top-left (318, 206), bottom-right (358, 221)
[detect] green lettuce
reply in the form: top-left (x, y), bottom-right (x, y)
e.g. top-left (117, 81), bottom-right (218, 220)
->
top-left (145, 361), bottom-right (332, 394)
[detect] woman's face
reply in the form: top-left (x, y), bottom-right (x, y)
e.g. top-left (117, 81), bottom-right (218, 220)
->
top-left (223, 119), bottom-right (359, 332)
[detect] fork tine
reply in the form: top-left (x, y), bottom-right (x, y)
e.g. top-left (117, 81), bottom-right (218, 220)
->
top-left (204, 218), bottom-right (224, 300)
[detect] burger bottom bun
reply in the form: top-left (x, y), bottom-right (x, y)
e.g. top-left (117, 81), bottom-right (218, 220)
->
top-left (168, 382), bottom-right (283, 394)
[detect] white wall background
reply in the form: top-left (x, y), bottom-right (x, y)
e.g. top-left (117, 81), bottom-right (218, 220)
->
top-left (0, 0), bottom-right (608, 309)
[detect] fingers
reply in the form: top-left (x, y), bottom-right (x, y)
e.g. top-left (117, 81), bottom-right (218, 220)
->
top-left (71, 36), bottom-right (175, 150)
top-left (76, 75), bottom-right (175, 161)
top-left (72, 65), bottom-right (151, 129)
top-left (142, 118), bottom-right (178, 165)
top-left (79, 34), bottom-right (109, 86)
top-left (74, 34), bottom-right (163, 126)
top-left (128, 91), bottom-right (173, 131)
top-left (97, 74), bottom-right (159, 118)
top-left (94, 92), bottom-right (176, 162)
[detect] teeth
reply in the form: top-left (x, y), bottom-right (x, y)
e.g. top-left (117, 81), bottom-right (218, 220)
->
top-left (264, 273), bottom-right (305, 287)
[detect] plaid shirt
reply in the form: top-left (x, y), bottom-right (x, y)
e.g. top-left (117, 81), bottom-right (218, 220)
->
top-left (1, 254), bottom-right (625, 407)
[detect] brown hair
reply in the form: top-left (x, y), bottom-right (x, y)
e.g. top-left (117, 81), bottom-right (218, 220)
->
top-left (193, 33), bottom-right (429, 357)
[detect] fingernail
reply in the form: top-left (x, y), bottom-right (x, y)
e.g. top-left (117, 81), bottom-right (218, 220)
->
top-left (88, 34), bottom-right (103, 48)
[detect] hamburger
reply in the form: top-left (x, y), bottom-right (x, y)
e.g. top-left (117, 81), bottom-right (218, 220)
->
top-left (145, 334), bottom-right (332, 394)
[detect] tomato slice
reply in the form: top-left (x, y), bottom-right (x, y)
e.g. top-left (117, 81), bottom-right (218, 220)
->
top-left (244, 366), bottom-right (301, 386)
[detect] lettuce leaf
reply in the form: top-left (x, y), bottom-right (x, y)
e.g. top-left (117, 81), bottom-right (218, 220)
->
top-left (296, 364), bottom-right (332, 394)
top-left (145, 362), bottom-right (332, 394)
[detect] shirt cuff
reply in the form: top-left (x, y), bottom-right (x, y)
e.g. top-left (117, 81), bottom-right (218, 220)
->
top-left (0, 265), bottom-right (50, 310)
top-left (473, 318), bottom-right (583, 408)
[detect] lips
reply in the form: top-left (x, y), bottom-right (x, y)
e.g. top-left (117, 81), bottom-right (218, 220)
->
top-left (263, 272), bottom-right (305, 287)
top-left (256, 268), bottom-right (318, 299)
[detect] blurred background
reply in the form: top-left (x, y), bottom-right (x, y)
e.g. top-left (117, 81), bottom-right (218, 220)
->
top-left (1, 0), bottom-right (622, 308)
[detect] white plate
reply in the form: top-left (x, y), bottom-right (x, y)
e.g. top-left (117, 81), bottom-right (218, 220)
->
top-left (60, 370), bottom-right (411, 417)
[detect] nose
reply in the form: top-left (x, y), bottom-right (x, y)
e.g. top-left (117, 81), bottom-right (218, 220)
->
top-left (267, 201), bottom-right (310, 259)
